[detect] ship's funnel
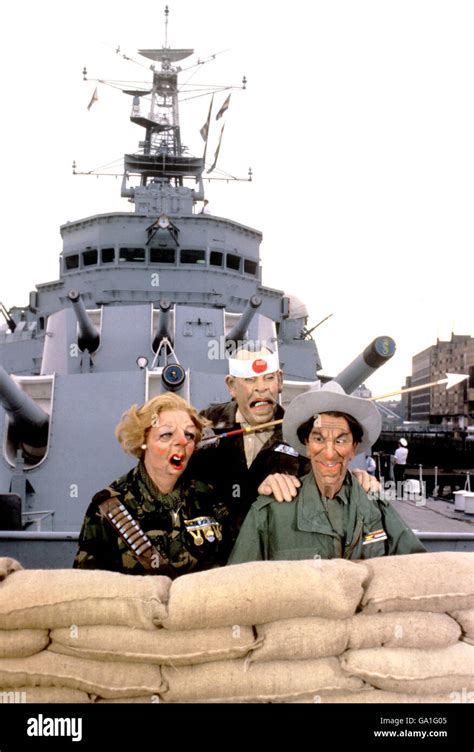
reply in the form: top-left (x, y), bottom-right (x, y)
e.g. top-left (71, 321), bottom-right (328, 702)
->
top-left (67, 290), bottom-right (100, 353)
top-left (225, 296), bottom-right (262, 353)
top-left (333, 336), bottom-right (396, 394)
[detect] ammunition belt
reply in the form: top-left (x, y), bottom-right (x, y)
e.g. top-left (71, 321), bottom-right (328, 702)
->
top-left (98, 497), bottom-right (170, 574)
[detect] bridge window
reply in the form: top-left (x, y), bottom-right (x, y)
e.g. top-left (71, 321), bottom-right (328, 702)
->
top-left (119, 247), bottom-right (145, 263)
top-left (150, 248), bottom-right (176, 263)
top-left (226, 254), bottom-right (241, 271)
top-left (82, 249), bottom-right (98, 267)
top-left (180, 249), bottom-right (206, 265)
top-left (244, 259), bottom-right (258, 276)
top-left (64, 254), bottom-right (79, 271)
top-left (210, 251), bottom-right (223, 267)
top-left (101, 248), bottom-right (115, 264)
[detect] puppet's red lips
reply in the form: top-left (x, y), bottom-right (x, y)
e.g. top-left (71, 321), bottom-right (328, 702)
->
top-left (170, 454), bottom-right (184, 467)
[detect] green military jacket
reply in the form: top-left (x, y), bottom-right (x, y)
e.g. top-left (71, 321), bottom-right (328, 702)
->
top-left (228, 471), bottom-right (426, 564)
top-left (73, 462), bottom-right (230, 578)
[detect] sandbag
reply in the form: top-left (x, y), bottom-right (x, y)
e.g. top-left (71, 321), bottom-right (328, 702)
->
top-left (104, 689), bottom-right (459, 704)
top-left (0, 686), bottom-right (91, 703)
top-left (0, 649), bottom-right (164, 699)
top-left (161, 656), bottom-right (364, 702)
top-left (252, 610), bottom-right (460, 663)
top-left (97, 696), bottom-right (160, 703)
top-left (361, 552), bottom-right (474, 614)
top-left (450, 609), bottom-right (474, 645)
top-left (347, 612), bottom-right (461, 649)
top-left (253, 618), bottom-right (348, 662)
top-left (0, 629), bottom-right (49, 659)
top-left (0, 558), bottom-right (23, 581)
top-left (163, 559), bottom-right (369, 630)
top-left (50, 624), bottom-right (259, 666)
top-left (0, 569), bottom-right (170, 630)
top-left (294, 690), bottom-right (457, 704)
top-left (341, 642), bottom-right (474, 694)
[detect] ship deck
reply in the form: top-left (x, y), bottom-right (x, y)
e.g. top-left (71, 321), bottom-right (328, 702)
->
top-left (392, 495), bottom-right (474, 551)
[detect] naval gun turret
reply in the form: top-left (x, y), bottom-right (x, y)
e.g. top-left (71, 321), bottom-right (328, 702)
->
top-left (67, 290), bottom-right (100, 353)
top-left (152, 300), bottom-right (174, 352)
top-left (0, 302), bottom-right (16, 333)
top-left (225, 296), bottom-right (262, 353)
top-left (332, 336), bottom-right (396, 394)
top-left (0, 366), bottom-right (49, 457)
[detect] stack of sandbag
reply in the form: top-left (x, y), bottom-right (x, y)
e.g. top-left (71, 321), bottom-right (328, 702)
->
top-left (0, 558), bottom-right (170, 702)
top-left (157, 559), bottom-right (368, 703)
top-left (336, 552), bottom-right (474, 704)
top-left (154, 554), bottom-right (474, 703)
top-left (0, 552), bottom-right (472, 703)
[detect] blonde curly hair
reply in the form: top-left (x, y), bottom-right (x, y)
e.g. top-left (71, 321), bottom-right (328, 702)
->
top-left (115, 393), bottom-right (210, 459)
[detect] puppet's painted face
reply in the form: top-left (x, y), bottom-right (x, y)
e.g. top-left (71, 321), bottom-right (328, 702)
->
top-left (306, 413), bottom-right (358, 498)
top-left (226, 371), bottom-right (282, 425)
top-left (144, 410), bottom-right (196, 488)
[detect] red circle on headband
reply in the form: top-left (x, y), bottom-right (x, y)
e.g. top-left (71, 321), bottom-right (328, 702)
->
top-left (252, 358), bottom-right (267, 373)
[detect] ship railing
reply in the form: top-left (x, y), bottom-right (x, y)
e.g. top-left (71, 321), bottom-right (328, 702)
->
top-left (21, 510), bottom-right (55, 532)
top-left (0, 493), bottom-right (55, 532)
top-left (131, 104), bottom-right (168, 127)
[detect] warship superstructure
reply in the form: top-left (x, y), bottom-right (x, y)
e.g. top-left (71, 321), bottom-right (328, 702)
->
top-left (0, 14), bottom-right (407, 566)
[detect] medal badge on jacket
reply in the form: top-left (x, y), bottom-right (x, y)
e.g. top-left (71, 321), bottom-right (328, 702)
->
top-left (184, 516), bottom-right (222, 546)
top-left (362, 528), bottom-right (388, 545)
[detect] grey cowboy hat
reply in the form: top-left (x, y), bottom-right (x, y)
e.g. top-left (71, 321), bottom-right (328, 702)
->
top-left (283, 380), bottom-right (382, 457)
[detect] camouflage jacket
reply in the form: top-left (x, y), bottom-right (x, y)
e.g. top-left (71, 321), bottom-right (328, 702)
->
top-left (73, 462), bottom-right (230, 578)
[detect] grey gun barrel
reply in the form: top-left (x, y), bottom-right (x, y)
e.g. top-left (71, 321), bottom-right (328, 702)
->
top-left (0, 366), bottom-right (49, 447)
top-left (334, 336), bottom-right (396, 394)
top-left (225, 295), bottom-right (262, 352)
top-left (152, 300), bottom-right (174, 352)
top-left (67, 290), bottom-right (100, 353)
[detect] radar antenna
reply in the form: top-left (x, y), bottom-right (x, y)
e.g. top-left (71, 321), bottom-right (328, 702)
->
top-left (164, 4), bottom-right (169, 48)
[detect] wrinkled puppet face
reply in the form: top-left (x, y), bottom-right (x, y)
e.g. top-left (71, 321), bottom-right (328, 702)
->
top-left (144, 409), bottom-right (197, 485)
top-left (306, 413), bottom-right (358, 498)
top-left (226, 371), bottom-right (282, 425)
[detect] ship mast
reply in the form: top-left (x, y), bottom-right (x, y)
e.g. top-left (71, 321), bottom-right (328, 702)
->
top-left (122, 6), bottom-right (203, 195)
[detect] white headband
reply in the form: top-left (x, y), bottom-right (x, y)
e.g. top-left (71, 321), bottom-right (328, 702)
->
top-left (228, 351), bottom-right (280, 378)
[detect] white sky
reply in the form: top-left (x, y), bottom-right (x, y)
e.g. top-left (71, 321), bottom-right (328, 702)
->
top-left (1, 0), bottom-right (473, 397)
